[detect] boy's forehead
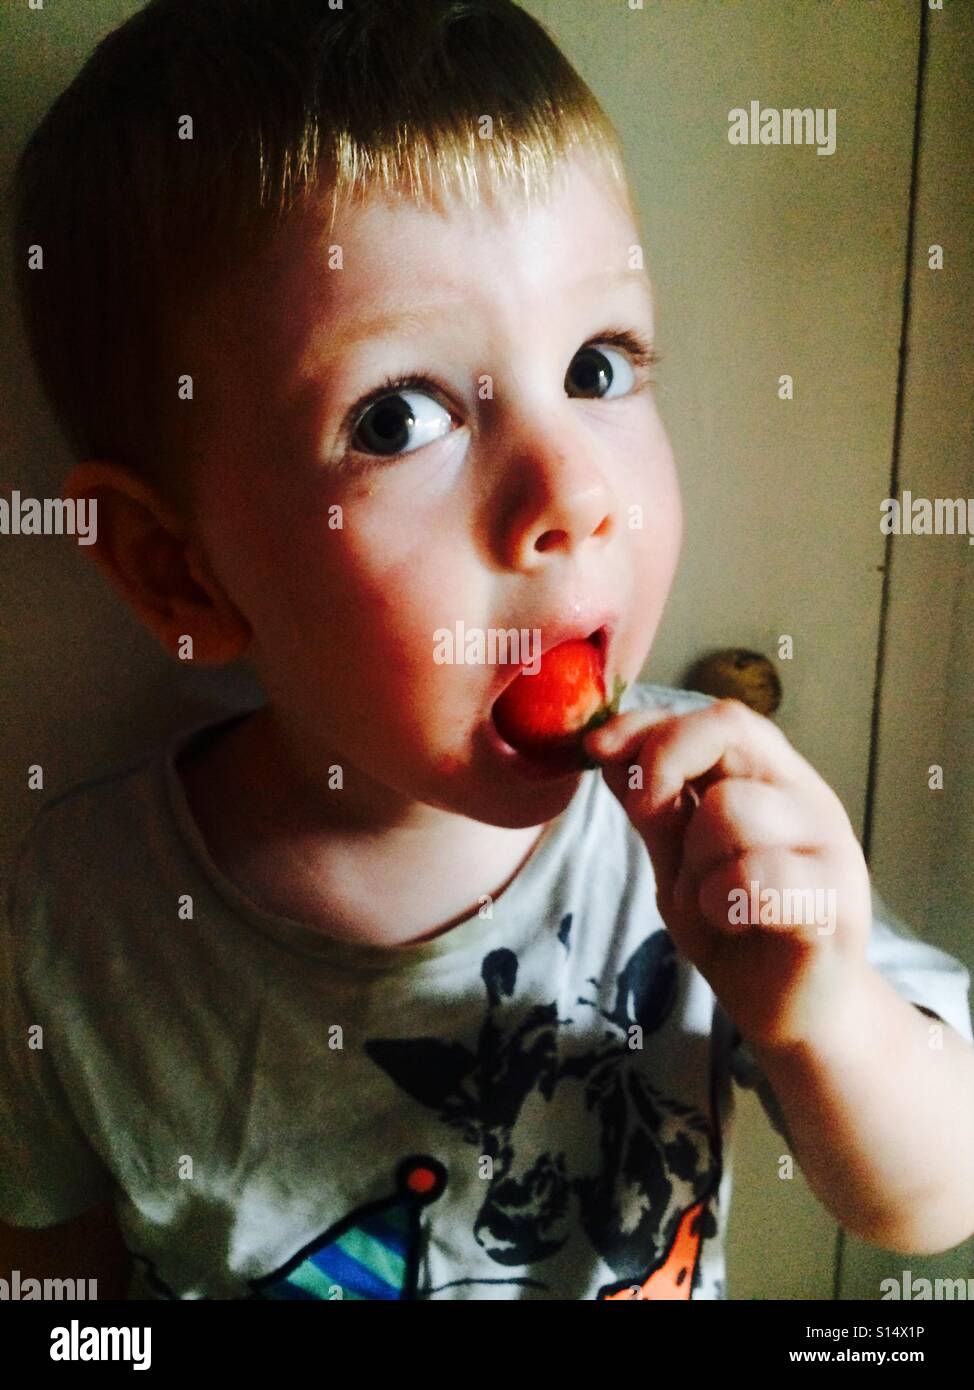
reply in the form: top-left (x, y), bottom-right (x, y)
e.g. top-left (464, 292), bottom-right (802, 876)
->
top-left (253, 149), bottom-right (650, 344)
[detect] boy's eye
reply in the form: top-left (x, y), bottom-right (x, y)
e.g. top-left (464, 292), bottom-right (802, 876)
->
top-left (564, 343), bottom-right (636, 400)
top-left (351, 390), bottom-right (454, 459)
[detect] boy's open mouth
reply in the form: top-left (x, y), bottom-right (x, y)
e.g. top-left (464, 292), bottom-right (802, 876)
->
top-left (588, 625), bottom-right (609, 664)
top-left (488, 626), bottom-right (613, 777)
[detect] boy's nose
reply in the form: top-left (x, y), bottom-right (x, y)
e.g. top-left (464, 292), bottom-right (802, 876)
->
top-left (503, 479), bottom-right (615, 570)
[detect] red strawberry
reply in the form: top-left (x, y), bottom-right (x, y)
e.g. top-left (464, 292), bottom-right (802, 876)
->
top-left (492, 638), bottom-right (627, 760)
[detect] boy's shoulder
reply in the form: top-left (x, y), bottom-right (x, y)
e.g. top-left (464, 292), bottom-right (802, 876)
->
top-left (10, 741), bottom-right (159, 879)
top-left (10, 708), bottom-right (254, 862)
top-left (4, 713), bottom-right (238, 941)
top-left (4, 740), bottom-right (160, 954)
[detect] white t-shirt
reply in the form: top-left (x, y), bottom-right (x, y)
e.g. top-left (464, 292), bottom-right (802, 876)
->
top-left (1, 683), bottom-right (971, 1300)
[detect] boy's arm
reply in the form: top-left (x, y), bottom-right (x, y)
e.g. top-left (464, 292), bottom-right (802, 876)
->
top-left (0, 1198), bottom-right (132, 1299)
top-left (588, 697), bottom-right (974, 1256)
top-left (748, 961), bottom-right (974, 1255)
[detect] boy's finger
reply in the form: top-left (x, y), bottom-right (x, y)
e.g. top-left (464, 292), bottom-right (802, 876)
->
top-left (585, 698), bottom-right (803, 818)
top-left (585, 710), bottom-right (699, 909)
top-left (582, 705), bottom-right (675, 760)
top-left (637, 788), bottom-right (699, 911)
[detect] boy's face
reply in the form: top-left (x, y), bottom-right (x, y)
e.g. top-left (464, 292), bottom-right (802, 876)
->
top-left (184, 148), bottom-right (683, 829)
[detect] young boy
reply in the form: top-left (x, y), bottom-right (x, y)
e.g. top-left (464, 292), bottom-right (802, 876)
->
top-left (3, 0), bottom-right (973, 1301)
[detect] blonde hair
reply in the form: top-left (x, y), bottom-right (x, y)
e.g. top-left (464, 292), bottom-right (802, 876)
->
top-left (12, 0), bottom-right (634, 503)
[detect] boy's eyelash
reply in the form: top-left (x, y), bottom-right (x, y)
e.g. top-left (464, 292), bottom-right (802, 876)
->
top-left (592, 327), bottom-right (661, 375)
top-left (337, 327), bottom-right (662, 461)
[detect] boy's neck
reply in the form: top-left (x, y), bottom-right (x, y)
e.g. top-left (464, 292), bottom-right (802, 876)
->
top-left (176, 706), bottom-right (554, 948)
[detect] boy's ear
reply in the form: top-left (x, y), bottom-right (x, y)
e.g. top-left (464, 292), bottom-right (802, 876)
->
top-left (62, 460), bottom-right (252, 665)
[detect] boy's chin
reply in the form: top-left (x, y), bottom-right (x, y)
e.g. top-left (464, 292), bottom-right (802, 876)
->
top-left (477, 779), bottom-right (584, 830)
top-left (419, 737), bottom-right (590, 829)
top-left (430, 778), bottom-right (585, 831)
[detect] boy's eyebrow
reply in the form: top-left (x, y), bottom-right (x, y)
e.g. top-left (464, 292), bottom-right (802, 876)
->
top-left (325, 267), bottom-right (650, 352)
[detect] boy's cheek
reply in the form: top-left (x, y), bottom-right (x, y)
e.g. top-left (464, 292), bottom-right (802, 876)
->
top-left (630, 481), bottom-right (682, 581)
top-left (274, 617), bottom-right (471, 729)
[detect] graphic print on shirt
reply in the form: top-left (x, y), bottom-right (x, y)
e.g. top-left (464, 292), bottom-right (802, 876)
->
top-left (251, 1155), bottom-right (448, 1299)
top-left (131, 916), bottom-right (721, 1300)
top-left (249, 1161), bottom-right (710, 1302)
top-left (128, 1157), bottom-right (448, 1301)
top-left (358, 914), bottom-right (722, 1298)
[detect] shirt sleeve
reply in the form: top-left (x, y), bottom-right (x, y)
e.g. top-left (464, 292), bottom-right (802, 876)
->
top-left (0, 815), bottom-right (117, 1227)
top-left (728, 877), bottom-right (974, 1146)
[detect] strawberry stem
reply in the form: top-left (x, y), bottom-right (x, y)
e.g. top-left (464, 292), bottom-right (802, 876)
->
top-left (575, 675), bottom-right (627, 770)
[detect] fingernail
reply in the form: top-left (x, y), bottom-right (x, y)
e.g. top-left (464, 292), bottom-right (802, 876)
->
top-left (583, 724), bottom-right (618, 756)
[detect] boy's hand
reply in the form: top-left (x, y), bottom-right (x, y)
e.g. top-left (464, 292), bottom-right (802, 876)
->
top-left (582, 698), bottom-right (874, 1050)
